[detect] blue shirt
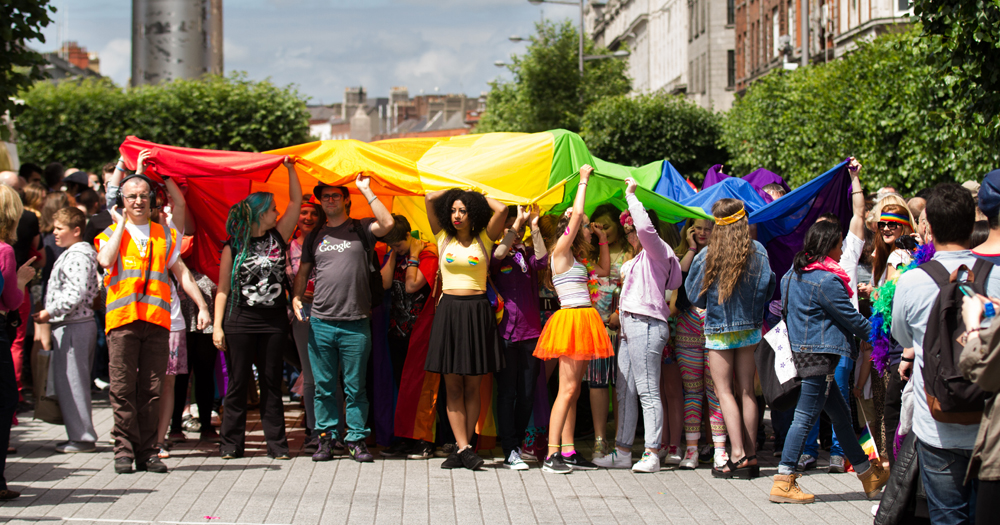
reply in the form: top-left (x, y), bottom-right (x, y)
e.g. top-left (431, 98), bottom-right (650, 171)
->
top-left (892, 249), bottom-right (1000, 450)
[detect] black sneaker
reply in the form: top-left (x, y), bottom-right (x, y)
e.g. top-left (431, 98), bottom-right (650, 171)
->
top-left (407, 440), bottom-right (434, 460)
top-left (303, 434), bottom-right (319, 455)
top-left (542, 453), bottom-right (572, 474)
top-left (459, 447), bottom-right (484, 470)
top-left (346, 440), bottom-right (374, 463)
top-left (380, 439), bottom-right (412, 458)
top-left (441, 452), bottom-right (463, 469)
top-left (435, 442), bottom-right (458, 458)
top-left (114, 457), bottom-right (133, 474)
top-left (332, 439), bottom-right (348, 456)
top-left (137, 458), bottom-right (168, 473)
top-left (312, 432), bottom-right (334, 462)
top-left (562, 451), bottom-right (598, 470)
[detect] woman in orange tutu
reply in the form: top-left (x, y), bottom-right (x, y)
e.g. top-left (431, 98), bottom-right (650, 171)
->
top-left (534, 164), bottom-right (613, 474)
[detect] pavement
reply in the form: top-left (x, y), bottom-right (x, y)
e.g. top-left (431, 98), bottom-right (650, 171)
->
top-left (1, 394), bottom-right (879, 524)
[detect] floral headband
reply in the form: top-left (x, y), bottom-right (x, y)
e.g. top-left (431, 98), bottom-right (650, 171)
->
top-left (715, 206), bottom-right (746, 226)
top-left (619, 210), bottom-right (633, 227)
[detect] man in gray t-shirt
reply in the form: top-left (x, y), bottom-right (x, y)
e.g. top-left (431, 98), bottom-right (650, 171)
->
top-left (292, 175), bottom-right (393, 463)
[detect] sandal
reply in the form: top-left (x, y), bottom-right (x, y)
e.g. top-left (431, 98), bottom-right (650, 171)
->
top-left (732, 455), bottom-right (760, 479)
top-left (711, 457), bottom-right (738, 479)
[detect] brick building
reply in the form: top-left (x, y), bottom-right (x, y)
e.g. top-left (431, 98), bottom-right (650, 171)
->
top-left (735, 0), bottom-right (913, 92)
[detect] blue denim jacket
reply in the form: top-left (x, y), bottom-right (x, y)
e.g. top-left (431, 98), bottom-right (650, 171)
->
top-left (684, 240), bottom-right (775, 335)
top-left (781, 268), bottom-right (871, 360)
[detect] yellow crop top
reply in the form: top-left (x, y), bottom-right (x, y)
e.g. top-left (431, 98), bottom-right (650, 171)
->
top-left (436, 230), bottom-right (492, 291)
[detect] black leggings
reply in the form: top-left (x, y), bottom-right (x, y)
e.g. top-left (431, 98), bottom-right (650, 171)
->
top-left (172, 332), bottom-right (217, 432)
top-left (978, 479), bottom-right (1000, 525)
top-left (220, 331), bottom-right (288, 457)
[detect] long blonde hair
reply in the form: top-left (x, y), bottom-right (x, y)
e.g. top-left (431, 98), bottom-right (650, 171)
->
top-left (0, 185), bottom-right (24, 244)
top-left (701, 199), bottom-right (752, 303)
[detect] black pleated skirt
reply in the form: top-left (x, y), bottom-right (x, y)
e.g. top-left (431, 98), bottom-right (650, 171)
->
top-left (425, 294), bottom-right (504, 376)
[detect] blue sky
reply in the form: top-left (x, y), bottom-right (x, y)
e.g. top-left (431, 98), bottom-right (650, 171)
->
top-left (32, 0), bottom-right (580, 103)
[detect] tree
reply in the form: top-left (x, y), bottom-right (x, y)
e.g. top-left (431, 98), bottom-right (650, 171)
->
top-left (913, 1), bottom-right (1000, 144)
top-left (475, 19), bottom-right (631, 134)
top-left (581, 93), bottom-right (726, 177)
top-left (1, 0), bottom-right (56, 140)
top-left (16, 73), bottom-right (312, 173)
top-left (721, 29), bottom-right (999, 192)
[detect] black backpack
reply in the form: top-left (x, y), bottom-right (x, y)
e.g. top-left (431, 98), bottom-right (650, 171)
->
top-left (919, 258), bottom-right (991, 425)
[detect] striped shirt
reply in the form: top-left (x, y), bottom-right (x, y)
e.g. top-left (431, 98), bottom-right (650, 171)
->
top-left (552, 259), bottom-right (591, 309)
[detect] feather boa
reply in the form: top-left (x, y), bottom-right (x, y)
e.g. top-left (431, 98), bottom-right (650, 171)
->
top-left (580, 258), bottom-right (600, 306)
top-left (867, 243), bottom-right (936, 375)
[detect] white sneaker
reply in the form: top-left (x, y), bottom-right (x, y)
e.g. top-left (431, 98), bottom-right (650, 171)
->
top-left (592, 449), bottom-right (631, 469)
top-left (665, 447), bottom-right (683, 467)
top-left (679, 446), bottom-right (698, 470)
top-left (503, 449), bottom-right (529, 470)
top-left (632, 451), bottom-right (660, 473)
top-left (713, 448), bottom-right (729, 470)
top-left (657, 448), bottom-right (667, 461)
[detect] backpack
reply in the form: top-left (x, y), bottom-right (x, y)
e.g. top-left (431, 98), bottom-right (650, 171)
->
top-left (919, 258), bottom-right (991, 424)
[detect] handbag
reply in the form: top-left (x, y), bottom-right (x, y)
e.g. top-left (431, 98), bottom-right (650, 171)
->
top-left (32, 349), bottom-right (63, 425)
top-left (754, 290), bottom-right (801, 411)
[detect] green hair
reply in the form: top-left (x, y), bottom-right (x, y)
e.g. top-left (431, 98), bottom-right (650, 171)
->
top-left (226, 192), bottom-right (274, 310)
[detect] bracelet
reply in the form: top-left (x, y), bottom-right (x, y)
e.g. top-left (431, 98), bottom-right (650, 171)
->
top-left (901, 356), bottom-right (914, 363)
top-left (598, 242), bottom-right (608, 246)
top-left (406, 262), bottom-right (419, 268)
top-left (367, 195), bottom-right (377, 204)
top-left (851, 190), bottom-right (865, 195)
top-left (579, 182), bottom-right (588, 186)
top-left (408, 258), bottom-right (419, 264)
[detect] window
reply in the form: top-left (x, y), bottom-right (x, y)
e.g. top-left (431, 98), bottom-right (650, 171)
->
top-left (701, 53), bottom-right (707, 94)
top-left (788, 1), bottom-right (796, 49)
top-left (701, 0), bottom-right (707, 34)
top-left (689, 60), bottom-right (694, 92)
top-left (727, 0), bottom-right (735, 25)
top-left (898, 0), bottom-right (910, 10)
top-left (772, 8), bottom-right (780, 58)
top-left (728, 50), bottom-right (735, 88)
top-left (689, 2), bottom-right (695, 41)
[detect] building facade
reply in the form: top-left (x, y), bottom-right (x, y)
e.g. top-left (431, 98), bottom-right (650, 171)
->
top-left (735, 0), bottom-right (912, 91)
top-left (587, 0), bottom-right (736, 111)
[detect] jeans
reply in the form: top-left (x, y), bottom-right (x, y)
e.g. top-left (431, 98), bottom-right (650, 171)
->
top-left (309, 317), bottom-right (371, 443)
top-left (803, 355), bottom-right (853, 458)
top-left (771, 406), bottom-right (794, 450)
top-left (615, 312), bottom-right (669, 450)
top-left (778, 372), bottom-right (870, 475)
top-left (917, 439), bottom-right (977, 524)
top-left (172, 332), bottom-right (217, 433)
top-left (495, 337), bottom-right (540, 457)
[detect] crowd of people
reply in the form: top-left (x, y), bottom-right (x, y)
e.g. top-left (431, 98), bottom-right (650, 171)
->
top-left (0, 154), bottom-right (997, 524)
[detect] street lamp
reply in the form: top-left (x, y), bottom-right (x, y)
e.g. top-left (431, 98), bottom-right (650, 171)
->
top-left (527, 0), bottom-right (609, 76)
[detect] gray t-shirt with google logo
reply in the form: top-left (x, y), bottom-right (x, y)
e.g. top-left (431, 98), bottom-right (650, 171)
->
top-left (301, 217), bottom-right (377, 322)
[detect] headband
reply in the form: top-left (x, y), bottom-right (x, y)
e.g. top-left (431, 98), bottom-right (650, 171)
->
top-left (715, 206), bottom-right (746, 226)
top-left (879, 211), bottom-right (910, 227)
top-left (619, 210), bottom-right (633, 227)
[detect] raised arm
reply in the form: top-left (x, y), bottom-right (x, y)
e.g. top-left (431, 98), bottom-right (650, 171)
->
top-left (528, 205), bottom-right (547, 261)
top-left (356, 172), bottom-right (394, 237)
top-left (495, 205), bottom-right (528, 259)
top-left (484, 195), bottom-right (508, 242)
top-left (847, 158), bottom-right (866, 240)
top-left (275, 157), bottom-right (303, 241)
top-left (97, 210), bottom-right (127, 269)
top-left (424, 189), bottom-right (447, 236)
top-left (552, 165), bottom-right (593, 270)
top-left (164, 177), bottom-right (186, 235)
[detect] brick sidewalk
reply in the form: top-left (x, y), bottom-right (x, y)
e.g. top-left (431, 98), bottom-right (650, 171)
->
top-left (0, 395), bottom-right (876, 524)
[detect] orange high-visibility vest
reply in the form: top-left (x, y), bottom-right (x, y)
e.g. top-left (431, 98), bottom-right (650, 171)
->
top-left (94, 221), bottom-right (175, 333)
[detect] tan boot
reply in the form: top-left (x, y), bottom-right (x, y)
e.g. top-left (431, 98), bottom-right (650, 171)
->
top-left (859, 462), bottom-right (890, 499)
top-left (769, 473), bottom-right (815, 504)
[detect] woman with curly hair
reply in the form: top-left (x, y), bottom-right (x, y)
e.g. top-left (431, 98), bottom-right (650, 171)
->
top-left (213, 158), bottom-right (301, 460)
top-left (533, 164), bottom-right (613, 474)
top-left (423, 186), bottom-right (508, 470)
top-left (685, 198), bottom-right (775, 478)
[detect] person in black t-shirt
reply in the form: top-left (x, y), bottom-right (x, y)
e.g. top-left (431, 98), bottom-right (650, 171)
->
top-left (213, 158), bottom-right (301, 460)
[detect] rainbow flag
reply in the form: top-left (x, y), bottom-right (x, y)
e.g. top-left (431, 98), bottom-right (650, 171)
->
top-left (859, 423), bottom-right (880, 461)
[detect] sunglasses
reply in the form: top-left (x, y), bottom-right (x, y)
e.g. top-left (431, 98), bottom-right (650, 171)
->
top-left (877, 221), bottom-right (902, 230)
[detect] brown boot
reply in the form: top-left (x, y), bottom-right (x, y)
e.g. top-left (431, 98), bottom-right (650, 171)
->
top-left (769, 473), bottom-right (815, 504)
top-left (859, 462), bottom-right (890, 499)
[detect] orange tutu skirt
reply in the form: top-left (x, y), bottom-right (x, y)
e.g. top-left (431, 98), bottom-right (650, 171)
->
top-left (533, 307), bottom-right (615, 361)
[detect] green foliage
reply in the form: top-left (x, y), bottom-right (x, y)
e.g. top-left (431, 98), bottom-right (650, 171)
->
top-left (581, 93), bottom-right (726, 178)
top-left (476, 19), bottom-right (631, 134)
top-left (722, 28), bottom-right (999, 193)
top-left (913, 0), bottom-right (1000, 143)
top-left (16, 73), bottom-right (311, 173)
top-left (1, 0), bottom-right (56, 140)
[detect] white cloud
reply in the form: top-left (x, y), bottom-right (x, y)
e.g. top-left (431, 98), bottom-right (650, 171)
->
top-left (223, 38), bottom-right (249, 62)
top-left (99, 38), bottom-right (131, 86)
